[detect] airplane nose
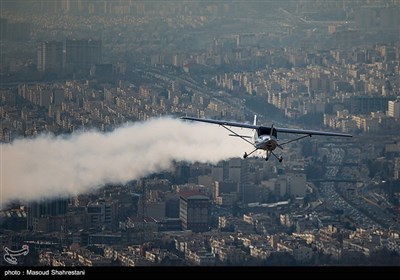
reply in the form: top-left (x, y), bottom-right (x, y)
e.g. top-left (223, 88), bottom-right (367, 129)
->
top-left (266, 140), bottom-right (277, 150)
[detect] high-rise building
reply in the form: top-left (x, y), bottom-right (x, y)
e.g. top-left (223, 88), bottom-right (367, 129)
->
top-left (213, 181), bottom-right (238, 198)
top-left (39, 89), bottom-right (52, 108)
top-left (165, 194), bottom-right (180, 218)
top-left (86, 199), bottom-right (118, 228)
top-left (37, 41), bottom-right (63, 72)
top-left (228, 158), bottom-right (242, 182)
top-left (27, 198), bottom-right (69, 230)
top-left (350, 96), bottom-right (391, 115)
top-left (394, 157), bottom-right (400, 179)
top-left (179, 190), bottom-right (210, 232)
top-left (211, 161), bottom-right (226, 182)
top-left (64, 38), bottom-right (102, 70)
top-left (53, 89), bottom-right (65, 106)
top-left (381, 46), bottom-right (396, 62)
top-left (211, 158), bottom-right (243, 183)
top-left (286, 173), bottom-right (306, 197)
top-left (388, 99), bottom-right (400, 119)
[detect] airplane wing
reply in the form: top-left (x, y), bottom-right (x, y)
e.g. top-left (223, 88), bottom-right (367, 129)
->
top-left (276, 127), bottom-right (352, 137)
top-left (181, 116), bottom-right (258, 130)
top-left (181, 116), bottom-right (352, 137)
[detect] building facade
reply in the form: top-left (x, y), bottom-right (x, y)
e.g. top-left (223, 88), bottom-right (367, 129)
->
top-left (64, 39), bottom-right (102, 70)
top-left (37, 41), bottom-right (63, 72)
top-left (179, 190), bottom-right (210, 232)
top-left (388, 99), bottom-right (400, 119)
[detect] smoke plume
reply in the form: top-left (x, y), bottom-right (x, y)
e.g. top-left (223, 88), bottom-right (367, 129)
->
top-left (0, 117), bottom-right (250, 207)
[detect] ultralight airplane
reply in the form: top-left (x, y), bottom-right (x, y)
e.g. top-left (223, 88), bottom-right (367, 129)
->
top-left (181, 115), bottom-right (352, 162)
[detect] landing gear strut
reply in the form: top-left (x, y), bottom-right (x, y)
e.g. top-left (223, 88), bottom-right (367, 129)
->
top-left (244, 149), bottom-right (283, 162)
top-left (265, 150), bottom-right (283, 162)
top-left (243, 148), bottom-right (258, 159)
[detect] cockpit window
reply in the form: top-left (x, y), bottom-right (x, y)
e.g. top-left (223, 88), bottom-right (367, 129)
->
top-left (257, 127), bottom-right (277, 137)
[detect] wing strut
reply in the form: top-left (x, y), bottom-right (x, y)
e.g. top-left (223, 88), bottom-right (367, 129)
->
top-left (278, 134), bottom-right (312, 149)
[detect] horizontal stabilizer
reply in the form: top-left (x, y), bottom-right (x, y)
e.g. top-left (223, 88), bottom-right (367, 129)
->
top-left (229, 134), bottom-right (252, 139)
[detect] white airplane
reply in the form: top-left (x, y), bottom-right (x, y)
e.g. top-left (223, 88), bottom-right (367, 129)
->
top-left (181, 115), bottom-right (352, 162)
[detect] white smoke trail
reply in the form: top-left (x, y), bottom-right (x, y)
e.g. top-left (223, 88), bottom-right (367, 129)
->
top-left (0, 117), bottom-right (250, 207)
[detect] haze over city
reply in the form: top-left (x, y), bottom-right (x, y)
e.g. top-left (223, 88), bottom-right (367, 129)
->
top-left (1, 0), bottom-right (400, 268)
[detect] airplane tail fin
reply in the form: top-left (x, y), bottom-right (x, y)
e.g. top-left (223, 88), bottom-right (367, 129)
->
top-left (253, 115), bottom-right (258, 142)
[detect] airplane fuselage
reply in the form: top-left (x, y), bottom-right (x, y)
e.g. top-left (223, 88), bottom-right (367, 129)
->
top-left (254, 135), bottom-right (278, 151)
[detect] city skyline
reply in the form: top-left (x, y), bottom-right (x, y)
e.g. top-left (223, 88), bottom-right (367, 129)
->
top-left (1, 0), bottom-right (400, 268)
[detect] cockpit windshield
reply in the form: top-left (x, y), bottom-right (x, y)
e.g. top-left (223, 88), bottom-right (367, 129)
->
top-left (257, 127), bottom-right (277, 137)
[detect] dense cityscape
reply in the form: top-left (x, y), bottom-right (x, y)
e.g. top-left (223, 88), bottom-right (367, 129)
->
top-left (1, 0), bottom-right (400, 267)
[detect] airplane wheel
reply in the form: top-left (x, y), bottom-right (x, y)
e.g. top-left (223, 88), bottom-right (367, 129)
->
top-left (265, 157), bottom-right (269, 161)
top-left (279, 157), bottom-right (283, 163)
top-left (243, 153), bottom-right (248, 159)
